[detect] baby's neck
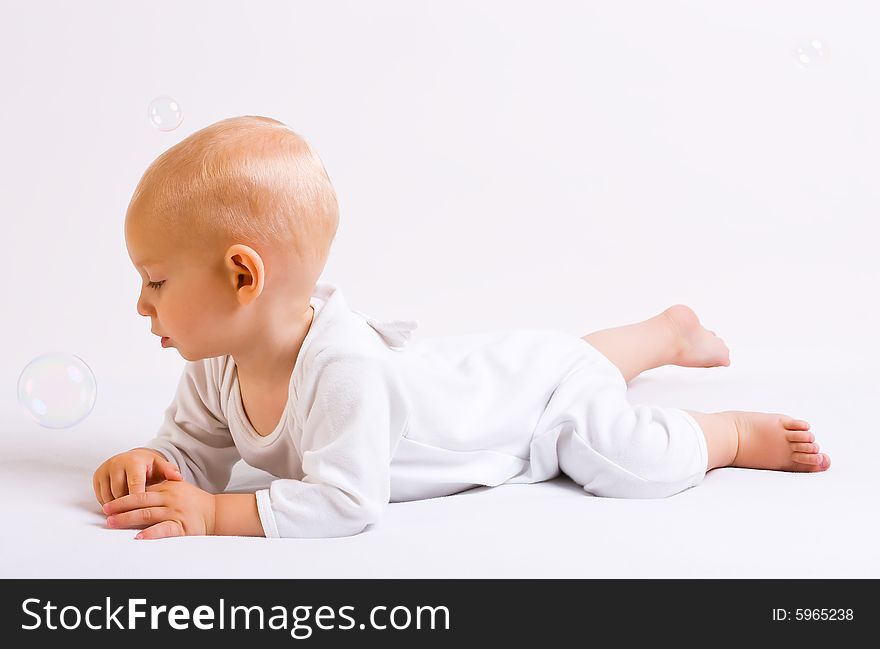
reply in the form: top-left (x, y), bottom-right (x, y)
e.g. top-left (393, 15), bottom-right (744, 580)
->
top-left (232, 305), bottom-right (314, 386)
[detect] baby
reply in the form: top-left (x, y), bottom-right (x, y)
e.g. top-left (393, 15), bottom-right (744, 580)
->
top-left (93, 115), bottom-right (830, 540)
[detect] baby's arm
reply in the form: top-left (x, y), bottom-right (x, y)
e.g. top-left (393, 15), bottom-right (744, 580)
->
top-left (213, 493), bottom-right (264, 536)
top-left (104, 354), bottom-right (395, 539)
top-left (99, 360), bottom-right (248, 538)
top-left (255, 354), bottom-right (396, 538)
top-left (140, 358), bottom-right (241, 494)
top-left (95, 359), bottom-right (240, 502)
top-left (142, 360), bottom-right (262, 536)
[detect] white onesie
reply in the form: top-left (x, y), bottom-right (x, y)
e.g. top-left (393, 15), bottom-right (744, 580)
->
top-left (144, 282), bottom-right (709, 539)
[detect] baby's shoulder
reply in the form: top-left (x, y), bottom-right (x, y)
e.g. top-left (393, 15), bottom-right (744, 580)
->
top-left (307, 343), bottom-right (388, 373)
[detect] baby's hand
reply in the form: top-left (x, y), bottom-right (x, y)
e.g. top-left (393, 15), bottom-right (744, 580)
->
top-left (92, 447), bottom-right (182, 505)
top-left (102, 480), bottom-right (216, 539)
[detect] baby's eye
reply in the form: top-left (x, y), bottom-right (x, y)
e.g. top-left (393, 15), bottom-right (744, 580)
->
top-left (147, 280), bottom-right (165, 291)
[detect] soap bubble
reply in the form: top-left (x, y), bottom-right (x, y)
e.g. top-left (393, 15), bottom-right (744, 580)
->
top-left (148, 96), bottom-right (184, 131)
top-left (793, 36), bottom-right (830, 68)
top-left (17, 352), bottom-right (97, 429)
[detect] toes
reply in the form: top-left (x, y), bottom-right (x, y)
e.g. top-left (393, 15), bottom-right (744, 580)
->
top-left (791, 442), bottom-right (819, 454)
top-left (792, 451), bottom-right (826, 467)
top-left (799, 454), bottom-right (831, 472)
top-left (781, 417), bottom-right (811, 430)
top-left (785, 429), bottom-right (815, 443)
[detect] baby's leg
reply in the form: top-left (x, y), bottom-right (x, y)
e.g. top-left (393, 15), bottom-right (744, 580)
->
top-left (582, 305), bottom-right (730, 383)
top-left (686, 409), bottom-right (830, 472)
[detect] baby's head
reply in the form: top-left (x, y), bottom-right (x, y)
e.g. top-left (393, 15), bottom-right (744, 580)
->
top-left (125, 115), bottom-right (338, 361)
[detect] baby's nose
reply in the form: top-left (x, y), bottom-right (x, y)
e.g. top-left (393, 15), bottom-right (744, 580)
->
top-left (136, 295), bottom-right (153, 317)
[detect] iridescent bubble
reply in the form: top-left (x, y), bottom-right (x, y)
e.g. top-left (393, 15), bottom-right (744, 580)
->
top-left (793, 36), bottom-right (830, 68)
top-left (17, 352), bottom-right (97, 429)
top-left (148, 96), bottom-right (184, 131)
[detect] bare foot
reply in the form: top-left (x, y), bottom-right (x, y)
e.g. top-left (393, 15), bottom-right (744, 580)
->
top-left (662, 304), bottom-right (730, 368)
top-left (724, 411), bottom-right (831, 472)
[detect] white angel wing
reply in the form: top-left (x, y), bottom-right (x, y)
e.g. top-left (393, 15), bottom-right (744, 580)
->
top-left (352, 310), bottom-right (420, 349)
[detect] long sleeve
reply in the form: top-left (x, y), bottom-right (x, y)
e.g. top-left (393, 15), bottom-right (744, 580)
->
top-left (143, 359), bottom-right (241, 494)
top-left (256, 355), bottom-right (397, 539)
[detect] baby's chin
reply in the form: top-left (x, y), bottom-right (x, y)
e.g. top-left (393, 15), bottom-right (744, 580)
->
top-left (173, 345), bottom-right (226, 363)
top-left (176, 348), bottom-right (202, 362)
top-left (163, 341), bottom-right (192, 361)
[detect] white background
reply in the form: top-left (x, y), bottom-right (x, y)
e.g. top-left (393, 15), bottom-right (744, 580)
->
top-left (0, 1), bottom-right (877, 577)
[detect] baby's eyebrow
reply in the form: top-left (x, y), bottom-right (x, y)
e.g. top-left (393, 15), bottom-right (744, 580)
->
top-left (132, 262), bottom-right (164, 277)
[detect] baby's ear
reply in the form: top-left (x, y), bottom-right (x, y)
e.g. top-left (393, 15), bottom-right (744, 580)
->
top-left (225, 244), bottom-right (265, 303)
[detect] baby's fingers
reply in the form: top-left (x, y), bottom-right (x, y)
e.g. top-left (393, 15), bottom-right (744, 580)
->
top-left (107, 506), bottom-right (173, 530)
top-left (93, 472), bottom-right (108, 505)
top-left (103, 490), bottom-right (164, 516)
top-left (135, 520), bottom-right (184, 540)
top-left (127, 464), bottom-right (148, 495)
top-left (98, 476), bottom-right (114, 506)
top-left (157, 459), bottom-right (183, 482)
top-left (145, 458), bottom-right (182, 485)
top-left (109, 467), bottom-right (130, 499)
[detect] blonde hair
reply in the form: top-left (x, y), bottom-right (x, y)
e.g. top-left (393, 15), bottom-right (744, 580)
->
top-left (127, 115), bottom-right (339, 266)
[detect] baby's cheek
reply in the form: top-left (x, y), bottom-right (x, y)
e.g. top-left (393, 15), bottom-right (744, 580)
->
top-left (169, 302), bottom-right (202, 333)
top-left (181, 291), bottom-right (220, 324)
